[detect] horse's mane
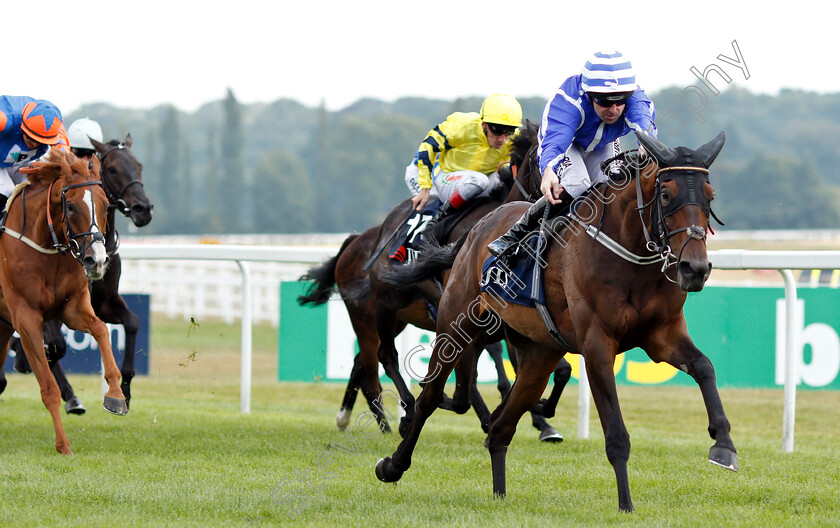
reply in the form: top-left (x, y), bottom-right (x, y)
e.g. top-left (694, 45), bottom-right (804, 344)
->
top-left (21, 149), bottom-right (98, 187)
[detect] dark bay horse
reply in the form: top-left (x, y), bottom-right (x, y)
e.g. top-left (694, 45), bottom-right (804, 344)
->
top-left (0, 150), bottom-right (128, 454)
top-left (375, 131), bottom-right (737, 512)
top-left (5, 134), bottom-right (152, 411)
top-left (299, 120), bottom-right (570, 440)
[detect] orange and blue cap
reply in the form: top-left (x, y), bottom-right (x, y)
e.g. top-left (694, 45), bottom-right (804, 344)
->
top-left (21, 100), bottom-right (63, 145)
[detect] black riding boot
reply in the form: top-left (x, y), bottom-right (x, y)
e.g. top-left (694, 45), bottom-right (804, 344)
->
top-left (424, 200), bottom-right (459, 235)
top-left (487, 192), bottom-right (573, 260)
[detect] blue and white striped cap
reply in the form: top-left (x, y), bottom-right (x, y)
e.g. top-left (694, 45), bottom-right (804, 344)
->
top-left (581, 51), bottom-right (637, 93)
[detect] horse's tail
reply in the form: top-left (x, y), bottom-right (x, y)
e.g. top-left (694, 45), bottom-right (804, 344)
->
top-left (381, 233), bottom-right (468, 292)
top-left (297, 234), bottom-right (360, 306)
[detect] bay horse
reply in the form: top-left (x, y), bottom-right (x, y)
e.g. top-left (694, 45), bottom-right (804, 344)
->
top-left (374, 131), bottom-right (737, 512)
top-left (3, 134), bottom-right (152, 412)
top-left (299, 120), bottom-right (570, 441)
top-left (0, 149), bottom-right (128, 454)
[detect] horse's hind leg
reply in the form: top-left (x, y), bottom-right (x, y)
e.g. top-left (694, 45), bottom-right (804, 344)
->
top-left (484, 341), bottom-right (511, 399)
top-left (375, 339), bottom-right (472, 484)
top-left (374, 310), bottom-right (415, 437)
top-left (487, 345), bottom-right (562, 496)
top-left (529, 357), bottom-right (572, 442)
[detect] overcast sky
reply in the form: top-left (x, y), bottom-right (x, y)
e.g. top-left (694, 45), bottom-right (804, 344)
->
top-left (8, 0), bottom-right (829, 115)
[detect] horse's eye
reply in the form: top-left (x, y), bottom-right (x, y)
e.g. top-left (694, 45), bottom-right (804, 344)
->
top-left (660, 188), bottom-right (671, 204)
top-left (107, 166), bottom-right (118, 175)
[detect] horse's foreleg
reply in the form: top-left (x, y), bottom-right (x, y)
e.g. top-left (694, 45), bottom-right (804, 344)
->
top-left (16, 320), bottom-right (71, 454)
top-left (63, 307), bottom-right (127, 416)
top-left (673, 339), bottom-right (737, 471)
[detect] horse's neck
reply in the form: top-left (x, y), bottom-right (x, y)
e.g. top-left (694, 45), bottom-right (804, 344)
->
top-left (596, 174), bottom-right (658, 255)
top-left (105, 207), bottom-right (118, 251)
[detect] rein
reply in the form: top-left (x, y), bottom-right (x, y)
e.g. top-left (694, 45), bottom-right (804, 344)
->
top-left (512, 143), bottom-right (540, 202)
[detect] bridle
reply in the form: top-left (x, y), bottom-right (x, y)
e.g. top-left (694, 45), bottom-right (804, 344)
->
top-left (97, 143), bottom-right (144, 217)
top-left (511, 143), bottom-right (541, 203)
top-left (568, 151), bottom-right (723, 283)
top-left (48, 178), bottom-right (107, 261)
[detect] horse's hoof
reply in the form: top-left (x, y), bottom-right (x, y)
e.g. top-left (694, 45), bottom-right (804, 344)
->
top-left (13, 353), bottom-right (32, 374)
top-left (375, 457), bottom-right (403, 483)
top-left (539, 426), bottom-right (563, 443)
top-left (103, 397), bottom-right (128, 416)
top-left (708, 445), bottom-right (738, 471)
top-left (336, 409), bottom-right (351, 431)
top-left (65, 397), bottom-right (87, 415)
top-left (379, 419), bottom-right (392, 434)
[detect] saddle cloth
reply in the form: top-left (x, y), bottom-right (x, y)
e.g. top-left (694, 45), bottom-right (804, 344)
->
top-left (388, 198), bottom-right (440, 264)
top-left (480, 233), bottom-right (545, 307)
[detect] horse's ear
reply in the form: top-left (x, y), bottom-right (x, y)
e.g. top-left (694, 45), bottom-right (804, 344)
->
top-left (89, 154), bottom-right (101, 177)
top-left (90, 137), bottom-right (105, 152)
top-left (635, 131), bottom-right (679, 165)
top-left (695, 131), bottom-right (726, 168)
top-left (124, 133), bottom-right (132, 148)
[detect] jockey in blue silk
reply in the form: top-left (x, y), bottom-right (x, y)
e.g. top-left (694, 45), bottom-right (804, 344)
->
top-left (0, 95), bottom-right (69, 212)
top-left (408, 93), bottom-right (522, 230)
top-left (487, 50), bottom-right (657, 260)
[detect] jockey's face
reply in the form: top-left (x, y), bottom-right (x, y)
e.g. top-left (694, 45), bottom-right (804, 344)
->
top-left (592, 100), bottom-right (625, 125)
top-left (22, 133), bottom-right (42, 150)
top-left (483, 123), bottom-right (511, 149)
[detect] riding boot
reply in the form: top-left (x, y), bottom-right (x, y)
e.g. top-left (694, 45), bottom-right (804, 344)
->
top-left (424, 200), bottom-right (459, 234)
top-left (487, 191), bottom-right (573, 260)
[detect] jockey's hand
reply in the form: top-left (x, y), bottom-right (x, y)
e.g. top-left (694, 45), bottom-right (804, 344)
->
top-left (412, 188), bottom-right (430, 211)
top-left (540, 167), bottom-right (565, 205)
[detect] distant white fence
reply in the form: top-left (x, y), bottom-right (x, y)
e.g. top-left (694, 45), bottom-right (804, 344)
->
top-left (119, 243), bottom-right (339, 326)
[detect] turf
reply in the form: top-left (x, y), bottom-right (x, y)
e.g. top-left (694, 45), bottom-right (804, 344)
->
top-left (1, 317), bottom-right (838, 527)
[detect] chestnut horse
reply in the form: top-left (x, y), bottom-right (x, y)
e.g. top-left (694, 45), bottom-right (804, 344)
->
top-left (0, 149), bottom-right (127, 454)
top-left (3, 134), bottom-right (152, 412)
top-left (299, 120), bottom-right (570, 441)
top-left (375, 131), bottom-right (737, 512)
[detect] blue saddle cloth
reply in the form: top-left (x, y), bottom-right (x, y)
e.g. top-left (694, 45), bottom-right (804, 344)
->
top-left (480, 233), bottom-right (545, 307)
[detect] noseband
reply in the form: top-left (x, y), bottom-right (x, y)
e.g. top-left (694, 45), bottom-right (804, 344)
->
top-left (97, 143), bottom-right (144, 217)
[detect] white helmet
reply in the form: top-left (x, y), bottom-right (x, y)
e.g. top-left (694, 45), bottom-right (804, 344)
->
top-left (67, 118), bottom-right (103, 150)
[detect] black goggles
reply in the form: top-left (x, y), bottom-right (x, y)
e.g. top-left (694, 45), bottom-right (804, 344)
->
top-left (589, 91), bottom-right (634, 107)
top-left (486, 123), bottom-right (517, 136)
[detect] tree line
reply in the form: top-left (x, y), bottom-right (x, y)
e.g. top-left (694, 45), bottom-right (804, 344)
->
top-left (67, 87), bottom-right (840, 236)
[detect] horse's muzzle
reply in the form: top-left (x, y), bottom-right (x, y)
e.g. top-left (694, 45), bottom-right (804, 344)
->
top-left (83, 242), bottom-right (110, 281)
top-left (678, 258), bottom-right (712, 292)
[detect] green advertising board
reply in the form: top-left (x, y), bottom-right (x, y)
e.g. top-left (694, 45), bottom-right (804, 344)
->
top-left (279, 282), bottom-right (840, 390)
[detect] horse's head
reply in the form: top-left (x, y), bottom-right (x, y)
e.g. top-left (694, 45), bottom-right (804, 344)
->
top-left (91, 134), bottom-right (153, 227)
top-left (22, 150), bottom-right (111, 280)
top-left (504, 119), bottom-right (541, 203)
top-left (636, 131), bottom-right (726, 292)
